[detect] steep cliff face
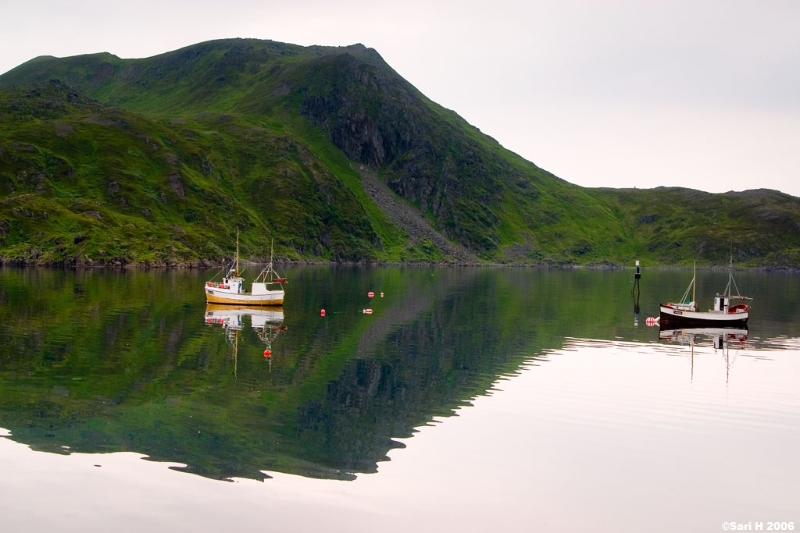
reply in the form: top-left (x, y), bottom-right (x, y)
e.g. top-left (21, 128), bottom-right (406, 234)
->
top-left (299, 53), bottom-right (419, 168)
top-left (296, 52), bottom-right (513, 251)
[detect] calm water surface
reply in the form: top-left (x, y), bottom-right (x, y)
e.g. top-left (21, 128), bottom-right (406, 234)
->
top-left (1, 266), bottom-right (798, 532)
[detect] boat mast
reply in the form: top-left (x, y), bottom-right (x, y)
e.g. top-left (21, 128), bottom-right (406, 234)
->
top-left (268, 238), bottom-right (276, 281)
top-left (725, 254), bottom-right (733, 298)
top-left (692, 261), bottom-right (696, 304)
top-left (235, 229), bottom-right (240, 276)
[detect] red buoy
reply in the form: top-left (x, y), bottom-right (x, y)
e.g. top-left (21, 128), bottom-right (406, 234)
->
top-left (363, 308), bottom-right (373, 314)
top-left (368, 291), bottom-right (375, 298)
top-left (645, 317), bottom-right (657, 326)
top-left (263, 349), bottom-right (272, 358)
top-left (320, 309), bottom-right (326, 316)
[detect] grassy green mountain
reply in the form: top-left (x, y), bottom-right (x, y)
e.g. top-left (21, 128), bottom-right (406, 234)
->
top-left (1, 38), bottom-right (799, 266)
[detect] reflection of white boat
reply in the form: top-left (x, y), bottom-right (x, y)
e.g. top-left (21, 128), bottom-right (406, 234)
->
top-left (204, 304), bottom-right (284, 329)
top-left (204, 304), bottom-right (287, 372)
top-left (659, 264), bottom-right (751, 328)
top-left (659, 326), bottom-right (749, 382)
top-left (659, 327), bottom-right (749, 348)
top-left (204, 234), bottom-right (285, 306)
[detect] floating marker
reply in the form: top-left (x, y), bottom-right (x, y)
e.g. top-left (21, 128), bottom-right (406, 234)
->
top-left (320, 309), bottom-right (326, 316)
top-left (645, 317), bottom-right (657, 327)
top-left (368, 291), bottom-right (375, 298)
top-left (380, 292), bottom-right (384, 297)
top-left (363, 308), bottom-right (373, 314)
top-left (263, 349), bottom-right (272, 358)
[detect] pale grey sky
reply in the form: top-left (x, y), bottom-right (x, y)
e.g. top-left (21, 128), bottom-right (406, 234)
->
top-left (2, 0), bottom-right (798, 196)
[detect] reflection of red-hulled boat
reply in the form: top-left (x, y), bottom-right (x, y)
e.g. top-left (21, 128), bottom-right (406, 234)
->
top-left (659, 327), bottom-right (749, 347)
top-left (659, 264), bottom-right (751, 328)
top-left (205, 234), bottom-right (285, 306)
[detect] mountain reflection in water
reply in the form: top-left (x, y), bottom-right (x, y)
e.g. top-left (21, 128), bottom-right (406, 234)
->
top-left (1, 266), bottom-right (799, 483)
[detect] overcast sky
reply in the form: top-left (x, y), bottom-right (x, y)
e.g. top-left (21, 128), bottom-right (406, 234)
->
top-left (2, 0), bottom-right (798, 197)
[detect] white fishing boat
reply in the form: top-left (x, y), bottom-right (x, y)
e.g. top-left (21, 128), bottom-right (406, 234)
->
top-left (659, 262), bottom-right (751, 328)
top-left (204, 235), bottom-right (286, 306)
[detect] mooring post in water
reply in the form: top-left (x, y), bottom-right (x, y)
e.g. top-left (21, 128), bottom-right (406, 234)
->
top-left (632, 260), bottom-right (641, 326)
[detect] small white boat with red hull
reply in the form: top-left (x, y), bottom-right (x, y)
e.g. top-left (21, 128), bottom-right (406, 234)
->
top-left (659, 263), bottom-right (751, 328)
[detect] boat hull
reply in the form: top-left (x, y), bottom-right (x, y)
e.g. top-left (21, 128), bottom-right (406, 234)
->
top-left (205, 287), bottom-right (284, 306)
top-left (659, 305), bottom-right (748, 328)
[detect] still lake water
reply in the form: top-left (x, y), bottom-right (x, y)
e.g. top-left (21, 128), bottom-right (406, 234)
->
top-left (0, 266), bottom-right (798, 532)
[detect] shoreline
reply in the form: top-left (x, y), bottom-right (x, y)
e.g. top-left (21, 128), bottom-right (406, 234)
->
top-left (1, 258), bottom-right (798, 272)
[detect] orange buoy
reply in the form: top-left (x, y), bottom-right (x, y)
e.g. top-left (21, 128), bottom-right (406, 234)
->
top-left (320, 309), bottom-right (326, 316)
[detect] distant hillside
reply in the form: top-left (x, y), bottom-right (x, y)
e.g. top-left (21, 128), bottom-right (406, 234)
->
top-left (1, 38), bottom-right (799, 267)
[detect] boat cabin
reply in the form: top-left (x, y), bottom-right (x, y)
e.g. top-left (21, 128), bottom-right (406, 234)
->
top-left (220, 277), bottom-right (243, 294)
top-left (713, 294), bottom-right (729, 312)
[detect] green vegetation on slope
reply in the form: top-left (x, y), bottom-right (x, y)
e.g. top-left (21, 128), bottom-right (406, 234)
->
top-left (0, 79), bottom-right (402, 264)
